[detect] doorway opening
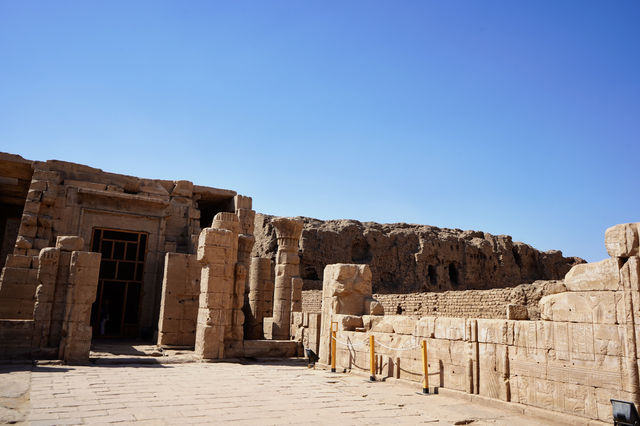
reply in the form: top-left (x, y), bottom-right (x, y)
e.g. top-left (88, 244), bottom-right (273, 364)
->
top-left (90, 228), bottom-right (147, 338)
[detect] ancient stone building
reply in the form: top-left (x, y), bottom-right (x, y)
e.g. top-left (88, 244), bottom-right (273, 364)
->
top-left (0, 152), bottom-right (253, 357)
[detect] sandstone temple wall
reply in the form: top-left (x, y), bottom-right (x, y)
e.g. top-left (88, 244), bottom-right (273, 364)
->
top-left (253, 214), bottom-right (583, 294)
top-left (0, 152), bottom-right (251, 342)
top-left (309, 222), bottom-right (640, 423)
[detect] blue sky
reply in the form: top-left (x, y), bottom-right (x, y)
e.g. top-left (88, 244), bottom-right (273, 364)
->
top-left (1, 1), bottom-right (638, 262)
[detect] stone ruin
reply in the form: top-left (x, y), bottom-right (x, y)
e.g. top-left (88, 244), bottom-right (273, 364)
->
top-left (0, 151), bottom-right (636, 423)
top-left (310, 222), bottom-right (640, 423)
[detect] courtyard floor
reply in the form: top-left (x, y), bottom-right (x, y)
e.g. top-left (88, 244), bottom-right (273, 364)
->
top-left (1, 357), bottom-right (591, 425)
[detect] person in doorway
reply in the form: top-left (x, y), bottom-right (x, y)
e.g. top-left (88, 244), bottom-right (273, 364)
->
top-left (100, 300), bottom-right (110, 335)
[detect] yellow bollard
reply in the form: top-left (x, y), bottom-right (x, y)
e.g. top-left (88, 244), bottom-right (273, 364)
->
top-left (331, 321), bottom-right (337, 373)
top-left (369, 335), bottom-right (376, 381)
top-left (421, 339), bottom-right (429, 393)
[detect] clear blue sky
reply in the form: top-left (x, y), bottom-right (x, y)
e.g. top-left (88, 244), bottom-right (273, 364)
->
top-left (1, 1), bottom-right (638, 263)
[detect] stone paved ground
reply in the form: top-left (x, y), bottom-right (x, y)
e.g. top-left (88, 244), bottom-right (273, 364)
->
top-left (1, 359), bottom-right (579, 425)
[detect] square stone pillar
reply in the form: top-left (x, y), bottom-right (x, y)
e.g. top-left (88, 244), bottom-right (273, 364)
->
top-left (195, 213), bottom-right (239, 359)
top-left (58, 249), bottom-right (101, 362)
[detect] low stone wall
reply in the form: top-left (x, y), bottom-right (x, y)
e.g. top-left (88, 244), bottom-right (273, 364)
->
top-left (332, 314), bottom-right (622, 423)
top-left (315, 222), bottom-right (640, 423)
top-left (303, 280), bottom-right (565, 320)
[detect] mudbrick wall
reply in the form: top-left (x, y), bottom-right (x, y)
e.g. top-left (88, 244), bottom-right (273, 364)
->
top-left (302, 280), bottom-right (566, 320)
top-left (253, 214), bottom-right (583, 293)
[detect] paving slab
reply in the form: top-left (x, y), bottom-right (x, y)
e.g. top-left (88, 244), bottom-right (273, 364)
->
top-left (0, 359), bottom-right (598, 425)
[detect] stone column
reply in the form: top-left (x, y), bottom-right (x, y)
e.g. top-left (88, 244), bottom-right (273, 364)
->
top-left (32, 247), bottom-right (60, 351)
top-left (195, 213), bottom-right (238, 359)
top-left (271, 218), bottom-right (303, 340)
top-left (58, 246), bottom-right (101, 362)
top-left (245, 257), bottom-right (272, 339)
top-left (291, 277), bottom-right (303, 313)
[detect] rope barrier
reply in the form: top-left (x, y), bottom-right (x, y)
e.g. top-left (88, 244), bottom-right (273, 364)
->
top-left (327, 331), bottom-right (433, 394)
top-left (331, 334), bottom-right (420, 351)
top-left (331, 335), bottom-right (369, 348)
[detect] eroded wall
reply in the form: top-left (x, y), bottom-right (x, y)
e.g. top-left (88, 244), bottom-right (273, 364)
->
top-left (253, 214), bottom-right (583, 293)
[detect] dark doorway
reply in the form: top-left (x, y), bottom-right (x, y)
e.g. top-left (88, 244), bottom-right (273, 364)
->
top-left (90, 228), bottom-right (147, 338)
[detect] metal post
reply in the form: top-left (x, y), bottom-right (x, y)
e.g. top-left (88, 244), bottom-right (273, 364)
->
top-left (421, 339), bottom-right (429, 393)
top-left (331, 321), bottom-right (337, 373)
top-left (369, 335), bottom-right (376, 381)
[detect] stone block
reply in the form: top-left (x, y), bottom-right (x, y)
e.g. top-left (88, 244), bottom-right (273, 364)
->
top-left (364, 298), bottom-right (384, 315)
top-left (605, 223), bottom-right (639, 258)
top-left (55, 236), bottom-right (84, 252)
top-left (506, 304), bottom-right (529, 320)
top-left (0, 282), bottom-right (37, 300)
top-left (291, 311), bottom-right (303, 327)
top-left (415, 316), bottom-right (436, 338)
top-left (593, 324), bottom-right (623, 356)
top-left (369, 317), bottom-right (394, 333)
top-left (171, 180), bottom-right (193, 197)
top-left (1, 267), bottom-right (33, 284)
top-left (195, 324), bottom-right (224, 359)
top-left (389, 315), bottom-right (416, 335)
top-left (477, 319), bottom-right (509, 344)
top-left (564, 258), bottom-right (621, 291)
top-left (263, 317), bottom-right (274, 339)
top-left (536, 321), bottom-right (554, 350)
top-left (198, 292), bottom-right (232, 310)
top-left (621, 256), bottom-right (640, 291)
top-left (334, 314), bottom-right (363, 331)
top-left (308, 313), bottom-right (321, 329)
top-left (22, 201), bottom-right (40, 214)
top-left (434, 317), bottom-right (466, 340)
top-left (5, 255), bottom-right (32, 269)
top-left (539, 291), bottom-right (617, 324)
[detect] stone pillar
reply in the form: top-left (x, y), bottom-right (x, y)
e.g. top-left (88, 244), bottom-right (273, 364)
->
top-left (58, 245), bottom-right (101, 362)
top-left (291, 277), bottom-right (303, 313)
top-left (157, 253), bottom-right (200, 347)
top-left (233, 235), bottom-right (254, 340)
top-left (245, 257), bottom-right (272, 340)
top-left (318, 263), bottom-right (383, 365)
top-left (32, 247), bottom-right (61, 350)
top-left (271, 218), bottom-right (303, 340)
top-left (195, 213), bottom-right (238, 359)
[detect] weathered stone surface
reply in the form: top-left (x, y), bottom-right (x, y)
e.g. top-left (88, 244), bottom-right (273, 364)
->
top-left (507, 304), bottom-right (529, 320)
top-left (158, 253), bottom-right (201, 347)
top-left (55, 236), bottom-right (84, 252)
top-left (272, 217), bottom-right (303, 340)
top-left (334, 314), bottom-right (364, 331)
top-left (539, 291), bottom-right (617, 324)
top-left (253, 214), bottom-right (584, 292)
top-left (319, 263), bottom-right (383, 364)
top-left (621, 256), bottom-right (640, 292)
top-left (564, 258), bottom-right (621, 291)
top-left (605, 223), bottom-right (639, 258)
